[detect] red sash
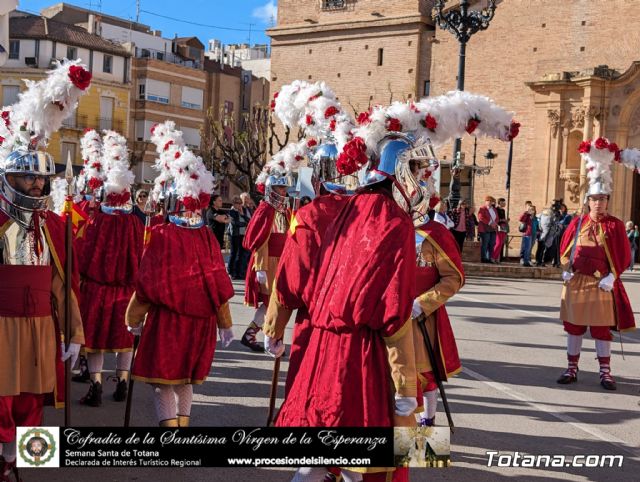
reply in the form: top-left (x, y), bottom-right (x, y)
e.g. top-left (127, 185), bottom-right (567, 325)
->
top-left (268, 233), bottom-right (287, 258)
top-left (573, 244), bottom-right (609, 277)
top-left (0, 265), bottom-right (52, 317)
top-left (414, 265), bottom-right (439, 298)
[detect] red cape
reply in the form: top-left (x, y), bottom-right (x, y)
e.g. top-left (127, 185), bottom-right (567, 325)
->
top-left (561, 214), bottom-right (635, 331)
top-left (274, 194), bottom-right (350, 396)
top-left (243, 201), bottom-right (276, 251)
top-left (136, 223), bottom-right (234, 316)
top-left (77, 211), bottom-right (144, 351)
top-left (275, 190), bottom-right (416, 427)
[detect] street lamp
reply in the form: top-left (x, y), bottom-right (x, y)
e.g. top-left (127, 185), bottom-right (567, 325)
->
top-left (432, 0), bottom-right (497, 208)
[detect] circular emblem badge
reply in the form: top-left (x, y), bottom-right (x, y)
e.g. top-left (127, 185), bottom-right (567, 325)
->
top-left (19, 428), bottom-right (56, 467)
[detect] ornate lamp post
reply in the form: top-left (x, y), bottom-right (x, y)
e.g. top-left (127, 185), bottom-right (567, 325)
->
top-left (432, 0), bottom-right (497, 207)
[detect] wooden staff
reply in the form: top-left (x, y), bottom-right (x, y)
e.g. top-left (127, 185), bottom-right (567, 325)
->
top-left (266, 356), bottom-right (281, 427)
top-left (64, 153), bottom-right (74, 426)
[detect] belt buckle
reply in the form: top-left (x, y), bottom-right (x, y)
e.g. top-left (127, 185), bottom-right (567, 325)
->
top-left (593, 270), bottom-right (602, 279)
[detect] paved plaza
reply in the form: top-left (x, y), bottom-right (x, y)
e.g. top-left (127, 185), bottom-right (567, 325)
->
top-left (36, 271), bottom-right (640, 482)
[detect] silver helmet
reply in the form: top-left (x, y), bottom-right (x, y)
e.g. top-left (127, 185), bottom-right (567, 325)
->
top-left (265, 173), bottom-right (294, 213)
top-left (0, 148), bottom-right (56, 228)
top-left (363, 133), bottom-right (438, 223)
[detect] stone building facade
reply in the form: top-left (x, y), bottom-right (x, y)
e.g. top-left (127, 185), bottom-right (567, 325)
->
top-left (269, 0), bottom-right (640, 226)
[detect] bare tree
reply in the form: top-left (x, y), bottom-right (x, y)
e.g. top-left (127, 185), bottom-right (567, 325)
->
top-left (201, 104), bottom-right (292, 196)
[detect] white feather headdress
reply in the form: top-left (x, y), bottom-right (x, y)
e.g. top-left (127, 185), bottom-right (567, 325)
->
top-left (102, 130), bottom-right (135, 205)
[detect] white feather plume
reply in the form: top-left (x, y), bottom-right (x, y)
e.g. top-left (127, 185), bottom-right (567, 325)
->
top-left (51, 177), bottom-right (68, 214)
top-left (102, 130), bottom-right (135, 202)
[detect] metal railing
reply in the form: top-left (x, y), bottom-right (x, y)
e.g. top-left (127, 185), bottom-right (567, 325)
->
top-left (134, 47), bottom-right (202, 70)
top-left (321, 0), bottom-right (347, 10)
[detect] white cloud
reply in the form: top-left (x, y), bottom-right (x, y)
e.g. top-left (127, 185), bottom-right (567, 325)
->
top-left (252, 1), bottom-right (277, 25)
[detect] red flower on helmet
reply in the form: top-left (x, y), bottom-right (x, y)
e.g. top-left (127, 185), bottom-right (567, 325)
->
top-left (357, 110), bottom-right (372, 126)
top-left (68, 65), bottom-right (92, 91)
top-left (307, 138), bottom-right (318, 148)
top-left (608, 142), bottom-right (621, 161)
top-left (386, 117), bottom-right (402, 132)
top-left (164, 140), bottom-right (174, 151)
top-left (594, 137), bottom-right (608, 150)
top-left (295, 155), bottom-right (304, 161)
top-left (336, 136), bottom-right (368, 175)
top-left (270, 100), bottom-right (276, 111)
top-left (508, 121), bottom-right (521, 141)
top-left (465, 117), bottom-right (481, 135)
top-left (87, 178), bottom-right (103, 190)
top-left (190, 173), bottom-right (199, 180)
top-left (174, 151), bottom-right (181, 159)
top-left (305, 114), bottom-right (314, 126)
top-left (257, 183), bottom-right (265, 194)
top-left (421, 114), bottom-right (437, 131)
top-left (2, 111), bottom-right (10, 127)
top-left (182, 196), bottom-right (200, 212)
top-left (329, 119), bottom-right (337, 131)
top-left (410, 102), bottom-right (420, 113)
top-left (578, 140), bottom-right (591, 153)
top-left (83, 127), bottom-right (94, 134)
top-left (91, 162), bottom-right (101, 169)
top-left (273, 92), bottom-right (279, 99)
top-left (150, 124), bottom-right (158, 135)
top-left (324, 106), bottom-right (339, 118)
top-left (0, 136), bottom-right (4, 145)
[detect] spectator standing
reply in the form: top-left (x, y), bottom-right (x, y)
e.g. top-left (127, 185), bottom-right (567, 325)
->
top-left (227, 196), bottom-right (251, 279)
top-left (529, 205), bottom-right (540, 261)
top-left (132, 189), bottom-right (149, 224)
top-left (434, 200), bottom-right (454, 229)
top-left (535, 207), bottom-right (553, 266)
top-left (478, 196), bottom-right (498, 263)
top-left (492, 198), bottom-right (508, 263)
top-left (627, 221), bottom-right (639, 271)
top-left (206, 194), bottom-right (230, 249)
top-left (466, 206), bottom-right (479, 240)
top-left (240, 191), bottom-right (256, 217)
top-left (518, 204), bottom-right (535, 267)
top-left (450, 199), bottom-right (469, 252)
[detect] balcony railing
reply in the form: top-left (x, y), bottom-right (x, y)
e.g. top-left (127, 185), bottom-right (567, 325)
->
top-left (134, 47), bottom-right (203, 70)
top-left (60, 114), bottom-right (123, 133)
top-left (97, 117), bottom-right (123, 132)
top-left (321, 0), bottom-right (347, 10)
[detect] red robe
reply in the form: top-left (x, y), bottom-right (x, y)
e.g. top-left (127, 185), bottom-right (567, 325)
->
top-left (0, 211), bottom-right (81, 407)
top-left (77, 211), bottom-right (144, 352)
top-left (275, 190), bottom-right (416, 427)
top-left (274, 194), bottom-right (350, 396)
top-left (560, 214), bottom-right (635, 331)
top-left (243, 202), bottom-right (276, 306)
top-left (414, 221), bottom-right (464, 394)
top-left (131, 223), bottom-right (234, 384)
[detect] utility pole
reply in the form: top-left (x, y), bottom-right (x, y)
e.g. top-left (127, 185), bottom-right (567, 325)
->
top-left (136, 0), bottom-right (140, 23)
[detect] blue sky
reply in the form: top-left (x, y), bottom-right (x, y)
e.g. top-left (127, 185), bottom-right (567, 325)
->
top-left (18, 0), bottom-right (277, 47)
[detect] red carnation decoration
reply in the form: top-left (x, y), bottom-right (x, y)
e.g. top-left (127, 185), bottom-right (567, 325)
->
top-left (508, 121), bottom-right (521, 141)
top-left (199, 192), bottom-right (211, 209)
top-left (106, 191), bottom-right (131, 206)
top-left (150, 124), bottom-right (158, 135)
top-left (386, 117), bottom-right (402, 132)
top-left (594, 137), bottom-right (608, 150)
top-left (182, 196), bottom-right (200, 212)
top-left (421, 114), bottom-right (438, 131)
top-left (329, 119), bottom-right (337, 131)
top-left (410, 102), bottom-right (420, 113)
top-left (273, 92), bottom-right (279, 99)
top-left (164, 140), bottom-right (174, 151)
top-left (336, 136), bottom-right (368, 175)
top-left (307, 138), bottom-right (318, 148)
top-left (0, 136), bottom-right (4, 145)
top-left (256, 183), bottom-right (265, 194)
top-left (91, 162), bottom-right (101, 170)
top-left (174, 151), bottom-right (181, 159)
top-left (305, 114), bottom-right (314, 126)
top-left (324, 106), bottom-right (339, 118)
top-left (423, 169), bottom-right (433, 180)
top-left (83, 127), bottom-right (94, 134)
top-left (190, 173), bottom-right (199, 180)
top-left (578, 141), bottom-right (591, 154)
top-left (357, 110), bottom-right (372, 125)
top-left (68, 65), bottom-right (92, 91)
top-left (278, 160), bottom-right (285, 167)
top-left (608, 142), bottom-right (621, 161)
top-left (295, 155), bottom-right (304, 161)
top-left (465, 117), bottom-right (481, 135)
top-left (87, 178), bottom-right (103, 190)
top-left (2, 111), bottom-right (10, 127)
top-left (270, 100), bottom-right (276, 111)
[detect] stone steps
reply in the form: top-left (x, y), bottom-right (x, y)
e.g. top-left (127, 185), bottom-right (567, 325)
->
top-left (463, 262), bottom-right (562, 279)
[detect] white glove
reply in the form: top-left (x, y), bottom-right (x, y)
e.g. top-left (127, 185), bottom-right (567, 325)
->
top-left (411, 299), bottom-right (423, 319)
top-left (60, 342), bottom-right (81, 368)
top-left (598, 273), bottom-right (615, 292)
top-left (394, 395), bottom-right (418, 417)
top-left (218, 328), bottom-right (235, 348)
top-left (256, 270), bottom-right (268, 286)
top-left (562, 271), bottom-right (574, 282)
top-left (264, 335), bottom-right (285, 358)
top-left (127, 324), bottom-right (143, 336)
